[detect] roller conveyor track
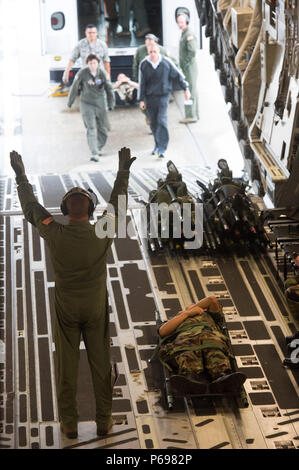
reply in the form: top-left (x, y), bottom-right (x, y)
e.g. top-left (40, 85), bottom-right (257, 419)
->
top-left (0, 167), bottom-right (299, 450)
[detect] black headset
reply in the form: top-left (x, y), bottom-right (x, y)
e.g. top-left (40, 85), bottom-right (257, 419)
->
top-left (175, 7), bottom-right (190, 24)
top-left (60, 187), bottom-right (99, 218)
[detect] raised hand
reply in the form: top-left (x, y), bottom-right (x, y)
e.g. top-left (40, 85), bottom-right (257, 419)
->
top-left (118, 147), bottom-right (136, 171)
top-left (10, 150), bottom-right (26, 176)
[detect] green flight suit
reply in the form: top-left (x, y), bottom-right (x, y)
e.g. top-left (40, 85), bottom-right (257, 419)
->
top-left (16, 170), bottom-right (129, 428)
top-left (179, 26), bottom-right (199, 120)
top-left (67, 66), bottom-right (115, 155)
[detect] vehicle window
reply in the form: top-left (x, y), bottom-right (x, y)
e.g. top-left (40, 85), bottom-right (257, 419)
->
top-left (51, 12), bottom-right (65, 31)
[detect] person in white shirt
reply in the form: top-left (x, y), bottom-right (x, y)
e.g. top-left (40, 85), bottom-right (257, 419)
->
top-left (138, 44), bottom-right (191, 158)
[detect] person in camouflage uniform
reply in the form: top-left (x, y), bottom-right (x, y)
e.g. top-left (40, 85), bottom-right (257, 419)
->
top-left (113, 73), bottom-right (138, 105)
top-left (158, 296), bottom-right (246, 394)
top-left (63, 24), bottom-right (111, 84)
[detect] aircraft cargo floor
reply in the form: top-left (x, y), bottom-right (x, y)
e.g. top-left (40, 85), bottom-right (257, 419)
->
top-left (1, 166), bottom-right (299, 450)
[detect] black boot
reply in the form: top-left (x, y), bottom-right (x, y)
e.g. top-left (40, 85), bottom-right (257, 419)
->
top-left (209, 372), bottom-right (247, 394)
top-left (169, 374), bottom-right (207, 396)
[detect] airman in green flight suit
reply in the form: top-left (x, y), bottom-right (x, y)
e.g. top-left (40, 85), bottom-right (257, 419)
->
top-left (10, 148), bottom-right (136, 439)
top-left (67, 53), bottom-right (115, 162)
top-left (177, 10), bottom-right (199, 124)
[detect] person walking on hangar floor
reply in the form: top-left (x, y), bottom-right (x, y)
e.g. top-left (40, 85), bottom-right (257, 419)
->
top-left (10, 147), bottom-right (136, 439)
top-left (176, 8), bottom-right (199, 124)
top-left (138, 43), bottom-right (191, 159)
top-left (63, 23), bottom-right (111, 84)
top-left (67, 53), bottom-right (115, 162)
top-left (133, 33), bottom-right (180, 127)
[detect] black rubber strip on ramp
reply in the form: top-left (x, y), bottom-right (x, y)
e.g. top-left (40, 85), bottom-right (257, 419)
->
top-left (240, 261), bottom-right (275, 321)
top-left (254, 344), bottom-right (299, 409)
top-left (217, 258), bottom-right (259, 316)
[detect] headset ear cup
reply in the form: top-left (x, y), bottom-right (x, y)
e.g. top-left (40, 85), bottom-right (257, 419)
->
top-left (88, 200), bottom-right (94, 218)
top-left (60, 200), bottom-right (68, 215)
top-left (61, 187), bottom-right (97, 217)
top-left (87, 190), bottom-right (98, 218)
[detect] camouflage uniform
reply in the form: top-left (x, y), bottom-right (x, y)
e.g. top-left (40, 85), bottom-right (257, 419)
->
top-left (159, 310), bottom-right (232, 380)
top-left (70, 38), bottom-right (110, 70)
top-left (113, 81), bottom-right (138, 104)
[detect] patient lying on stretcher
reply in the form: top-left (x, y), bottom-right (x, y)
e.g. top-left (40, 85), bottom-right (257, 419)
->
top-left (158, 296), bottom-right (247, 395)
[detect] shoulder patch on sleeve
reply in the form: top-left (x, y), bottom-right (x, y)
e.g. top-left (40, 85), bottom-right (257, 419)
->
top-left (187, 36), bottom-right (194, 41)
top-left (42, 217), bottom-right (54, 226)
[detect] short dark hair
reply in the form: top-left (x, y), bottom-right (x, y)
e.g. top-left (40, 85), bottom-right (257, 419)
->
top-left (86, 53), bottom-right (100, 64)
top-left (85, 24), bottom-right (97, 31)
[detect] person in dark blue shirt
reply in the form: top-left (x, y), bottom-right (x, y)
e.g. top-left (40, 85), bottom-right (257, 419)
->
top-left (138, 43), bottom-right (191, 158)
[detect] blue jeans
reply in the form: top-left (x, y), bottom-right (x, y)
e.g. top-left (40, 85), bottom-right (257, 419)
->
top-left (146, 94), bottom-right (169, 153)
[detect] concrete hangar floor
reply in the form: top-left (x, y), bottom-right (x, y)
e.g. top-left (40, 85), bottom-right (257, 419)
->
top-left (1, 1), bottom-right (299, 451)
